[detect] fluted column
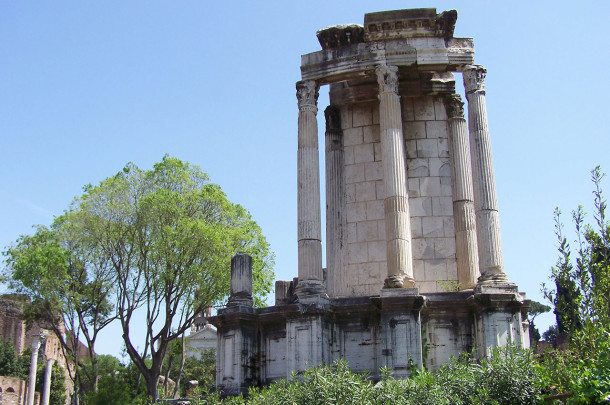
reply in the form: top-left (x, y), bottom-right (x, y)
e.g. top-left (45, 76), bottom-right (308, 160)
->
top-left (445, 94), bottom-right (479, 289)
top-left (296, 80), bottom-right (325, 296)
top-left (463, 65), bottom-right (509, 285)
top-left (376, 65), bottom-right (414, 288)
top-left (41, 359), bottom-right (54, 405)
top-left (324, 105), bottom-right (345, 297)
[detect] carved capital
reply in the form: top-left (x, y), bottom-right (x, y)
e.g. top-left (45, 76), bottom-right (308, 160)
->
top-left (376, 64), bottom-right (399, 94)
top-left (316, 24), bottom-right (364, 50)
top-left (463, 65), bottom-right (486, 94)
top-left (324, 105), bottom-right (341, 132)
top-left (296, 80), bottom-right (319, 111)
top-left (444, 94), bottom-right (465, 119)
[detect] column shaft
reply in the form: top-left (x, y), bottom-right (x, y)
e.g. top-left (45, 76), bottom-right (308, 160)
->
top-left (296, 80), bottom-right (324, 295)
top-left (445, 94), bottom-right (479, 288)
top-left (324, 106), bottom-right (344, 297)
top-left (26, 336), bottom-right (42, 405)
top-left (463, 66), bottom-right (508, 283)
top-left (41, 359), bottom-right (54, 405)
top-left (376, 65), bottom-right (414, 288)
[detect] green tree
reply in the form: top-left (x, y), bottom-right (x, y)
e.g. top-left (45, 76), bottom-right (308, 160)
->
top-left (545, 210), bottom-right (583, 334)
top-left (0, 341), bottom-right (28, 379)
top-left (85, 358), bottom-right (148, 405)
top-left (181, 349), bottom-right (216, 395)
top-left (60, 155), bottom-right (274, 401)
top-left (527, 300), bottom-right (551, 344)
top-left (541, 166), bottom-right (610, 402)
top-left (161, 347), bottom-right (216, 398)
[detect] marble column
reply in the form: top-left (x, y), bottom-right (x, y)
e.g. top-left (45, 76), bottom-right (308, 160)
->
top-left (41, 359), bottom-right (54, 405)
top-left (445, 94), bottom-right (479, 288)
top-left (296, 80), bottom-right (325, 296)
top-left (463, 65), bottom-right (510, 285)
top-left (324, 105), bottom-right (345, 297)
top-left (26, 331), bottom-right (46, 405)
top-left (376, 65), bottom-right (414, 288)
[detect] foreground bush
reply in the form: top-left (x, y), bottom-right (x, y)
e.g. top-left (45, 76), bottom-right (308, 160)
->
top-left (192, 346), bottom-right (543, 405)
top-left (539, 321), bottom-right (610, 404)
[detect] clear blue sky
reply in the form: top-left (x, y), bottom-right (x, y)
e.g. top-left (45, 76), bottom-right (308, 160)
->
top-left (1, 1), bottom-right (608, 357)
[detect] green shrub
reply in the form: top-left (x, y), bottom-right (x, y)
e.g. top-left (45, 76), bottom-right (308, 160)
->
top-left (195, 346), bottom-right (543, 405)
top-left (540, 321), bottom-right (610, 404)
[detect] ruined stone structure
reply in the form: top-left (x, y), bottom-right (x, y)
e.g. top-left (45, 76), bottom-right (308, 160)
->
top-left (210, 8), bottom-right (530, 395)
top-left (0, 376), bottom-right (28, 405)
top-left (0, 296), bottom-right (75, 405)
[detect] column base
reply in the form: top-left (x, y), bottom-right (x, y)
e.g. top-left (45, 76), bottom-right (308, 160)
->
top-left (227, 292), bottom-right (254, 309)
top-left (295, 280), bottom-right (327, 305)
top-left (383, 275), bottom-right (415, 289)
top-left (475, 271), bottom-right (517, 294)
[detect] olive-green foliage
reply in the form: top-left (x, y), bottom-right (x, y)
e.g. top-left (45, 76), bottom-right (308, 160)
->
top-left (179, 349), bottom-right (216, 395)
top-left (158, 344), bottom-right (216, 398)
top-left (541, 166), bottom-right (610, 403)
top-left (76, 156), bottom-right (274, 400)
top-left (190, 347), bottom-right (542, 405)
top-left (539, 321), bottom-right (610, 404)
top-left (85, 360), bottom-right (149, 405)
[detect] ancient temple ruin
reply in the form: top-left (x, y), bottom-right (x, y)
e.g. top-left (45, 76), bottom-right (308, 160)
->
top-left (210, 8), bottom-right (530, 395)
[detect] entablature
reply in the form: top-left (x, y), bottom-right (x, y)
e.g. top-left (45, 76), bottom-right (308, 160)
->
top-left (301, 8), bottom-right (474, 86)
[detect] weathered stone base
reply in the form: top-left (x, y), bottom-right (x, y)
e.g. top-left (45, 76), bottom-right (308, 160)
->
top-left (210, 289), bottom-right (529, 396)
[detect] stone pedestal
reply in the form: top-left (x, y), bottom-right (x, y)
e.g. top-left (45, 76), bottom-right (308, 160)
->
top-left (376, 65), bottom-right (414, 289)
top-left (215, 254), bottom-right (257, 396)
top-left (379, 288), bottom-right (425, 377)
top-left (296, 80), bottom-right (325, 298)
top-left (214, 313), bottom-right (258, 396)
top-left (469, 287), bottom-right (527, 358)
top-left (286, 314), bottom-right (330, 378)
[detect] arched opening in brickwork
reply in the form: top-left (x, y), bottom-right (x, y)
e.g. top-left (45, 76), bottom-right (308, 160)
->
top-left (6, 387), bottom-right (15, 392)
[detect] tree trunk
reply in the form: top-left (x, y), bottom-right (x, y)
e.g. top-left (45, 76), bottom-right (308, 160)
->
top-left (146, 373), bottom-right (161, 402)
top-left (173, 334), bottom-right (186, 398)
top-left (163, 355), bottom-right (174, 398)
top-left (133, 342), bottom-right (149, 398)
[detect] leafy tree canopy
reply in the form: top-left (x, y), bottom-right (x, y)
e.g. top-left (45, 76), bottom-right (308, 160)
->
top-left (3, 155), bottom-right (274, 402)
top-left (61, 155), bottom-right (274, 400)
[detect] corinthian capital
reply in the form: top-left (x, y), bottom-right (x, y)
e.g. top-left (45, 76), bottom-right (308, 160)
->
top-left (444, 94), bottom-right (465, 119)
top-left (375, 64), bottom-right (399, 94)
top-left (463, 65), bottom-right (487, 94)
top-left (296, 80), bottom-right (319, 110)
top-left (324, 105), bottom-right (341, 132)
